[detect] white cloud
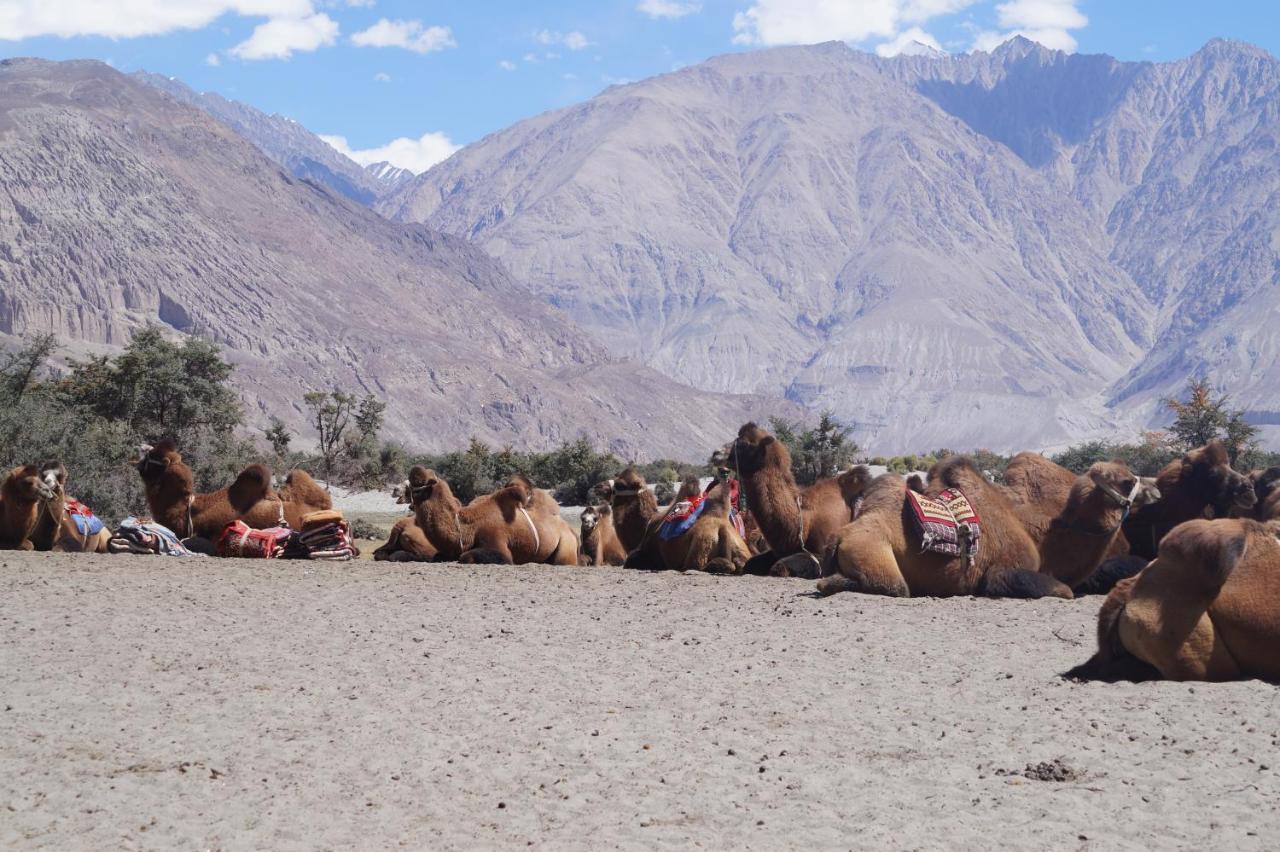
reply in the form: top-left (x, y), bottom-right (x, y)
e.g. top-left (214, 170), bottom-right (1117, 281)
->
top-left (373, 70), bottom-right (391, 81)
top-left (533, 28), bottom-right (591, 50)
top-left (731, 0), bottom-right (980, 48)
top-left (876, 26), bottom-right (943, 56)
top-left (0, 0), bottom-right (312, 39)
top-left (321, 131), bottom-right (460, 174)
top-left (972, 0), bottom-right (1087, 52)
top-left (205, 51), bottom-right (221, 66)
top-left (350, 18), bottom-right (455, 54)
top-left (229, 12), bottom-right (338, 60)
top-left (637, 0), bottom-right (701, 19)
top-left (498, 59), bottom-right (517, 71)
top-left (522, 52), bottom-right (539, 63)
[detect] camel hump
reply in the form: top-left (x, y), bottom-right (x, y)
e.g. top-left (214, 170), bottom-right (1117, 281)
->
top-left (228, 463), bottom-right (274, 513)
top-left (1157, 518), bottom-right (1250, 592)
top-left (282, 469), bottom-right (332, 509)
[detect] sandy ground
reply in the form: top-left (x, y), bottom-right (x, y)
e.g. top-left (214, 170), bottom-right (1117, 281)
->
top-left (2, 554), bottom-right (1277, 849)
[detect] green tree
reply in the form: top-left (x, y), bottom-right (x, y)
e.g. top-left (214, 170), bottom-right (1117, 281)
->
top-left (304, 390), bottom-right (356, 487)
top-left (1164, 378), bottom-right (1258, 465)
top-left (769, 412), bottom-right (859, 485)
top-left (264, 416), bottom-right (292, 458)
top-left (60, 325), bottom-right (241, 447)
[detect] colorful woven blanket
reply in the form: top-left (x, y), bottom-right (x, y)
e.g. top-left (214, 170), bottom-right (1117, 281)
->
top-left (905, 488), bottom-right (981, 559)
top-left (658, 480), bottom-right (744, 541)
top-left (66, 498), bottom-right (105, 537)
top-left (109, 517), bottom-right (202, 557)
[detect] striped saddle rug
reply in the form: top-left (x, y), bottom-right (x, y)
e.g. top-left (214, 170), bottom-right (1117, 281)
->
top-left (906, 488), bottom-right (981, 560)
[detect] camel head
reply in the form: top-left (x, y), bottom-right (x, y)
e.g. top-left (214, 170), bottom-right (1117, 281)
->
top-left (1251, 466), bottom-right (1280, 507)
top-left (838, 465), bottom-right (876, 503)
top-left (5, 464), bottom-right (57, 504)
top-left (593, 478), bottom-right (616, 502)
top-left (1083, 460), bottom-right (1141, 509)
top-left (39, 461), bottom-right (68, 496)
top-left (580, 505), bottom-right (600, 533)
top-left (1181, 441), bottom-right (1255, 517)
top-left (136, 439), bottom-right (184, 484)
top-left (610, 469), bottom-right (647, 501)
top-left (714, 422), bottom-right (784, 477)
top-left (1133, 477), bottom-right (1162, 510)
top-left (407, 466), bottom-right (463, 508)
top-left (391, 480), bottom-right (412, 505)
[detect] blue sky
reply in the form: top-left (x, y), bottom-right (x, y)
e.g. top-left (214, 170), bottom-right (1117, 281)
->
top-left (1, 1), bottom-right (1276, 172)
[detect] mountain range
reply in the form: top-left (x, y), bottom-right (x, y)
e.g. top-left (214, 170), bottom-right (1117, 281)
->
top-left (2, 37), bottom-right (1278, 456)
top-left (0, 58), bottom-right (790, 458)
top-left (380, 37), bottom-right (1280, 451)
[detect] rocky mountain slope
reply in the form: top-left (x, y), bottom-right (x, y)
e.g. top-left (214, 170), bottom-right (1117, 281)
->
top-left (135, 71), bottom-right (393, 206)
top-left (385, 38), bottom-right (1280, 450)
top-left (0, 58), bottom-right (788, 457)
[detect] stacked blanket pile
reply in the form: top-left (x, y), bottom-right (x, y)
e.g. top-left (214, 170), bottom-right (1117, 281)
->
top-left (108, 517), bottom-right (202, 557)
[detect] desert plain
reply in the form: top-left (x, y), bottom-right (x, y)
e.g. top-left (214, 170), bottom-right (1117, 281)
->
top-left (2, 553), bottom-right (1277, 849)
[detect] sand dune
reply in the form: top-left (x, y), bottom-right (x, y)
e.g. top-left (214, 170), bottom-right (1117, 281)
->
top-left (2, 554), bottom-right (1277, 848)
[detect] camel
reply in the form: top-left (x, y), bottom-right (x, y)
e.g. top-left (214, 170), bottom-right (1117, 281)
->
top-left (0, 464), bottom-right (57, 550)
top-left (580, 505), bottom-right (627, 566)
top-left (818, 457), bottom-right (1073, 599)
top-left (1123, 442), bottom-right (1256, 560)
top-left (371, 479), bottom-right (437, 562)
top-left (713, 423), bottom-right (876, 578)
top-left (1067, 518), bottom-right (1280, 682)
top-left (136, 441), bottom-right (328, 539)
top-left (596, 469), bottom-right (660, 553)
top-left (277, 469), bottom-right (332, 511)
top-left (624, 476), bottom-right (751, 573)
top-left (405, 467), bottom-right (578, 565)
top-left (30, 462), bottom-right (111, 553)
top-left (1002, 453), bottom-right (1160, 590)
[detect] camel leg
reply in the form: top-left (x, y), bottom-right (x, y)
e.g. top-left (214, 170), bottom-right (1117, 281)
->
top-left (816, 533), bottom-right (908, 597)
top-left (459, 537), bottom-right (514, 564)
top-left (981, 569), bottom-right (1073, 599)
top-left (742, 550), bottom-right (780, 576)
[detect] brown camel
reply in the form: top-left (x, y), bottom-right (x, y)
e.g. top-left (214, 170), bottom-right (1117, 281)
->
top-left (136, 441), bottom-right (328, 539)
top-left (580, 505), bottom-right (627, 566)
top-left (713, 423), bottom-right (876, 578)
top-left (818, 457), bottom-right (1072, 599)
top-left (1002, 453), bottom-right (1159, 590)
top-left (372, 479), bottom-right (437, 562)
top-left (406, 467), bottom-right (578, 565)
top-left (30, 462), bottom-right (111, 553)
top-left (1067, 518), bottom-right (1280, 682)
top-left (277, 469), bottom-right (333, 510)
top-left (1123, 442), bottom-right (1255, 560)
top-left (597, 469), bottom-right (660, 553)
top-left (0, 464), bottom-right (57, 550)
top-left (625, 476), bottom-right (751, 573)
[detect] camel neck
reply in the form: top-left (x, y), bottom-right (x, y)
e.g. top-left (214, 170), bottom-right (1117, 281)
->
top-left (742, 469), bottom-right (802, 554)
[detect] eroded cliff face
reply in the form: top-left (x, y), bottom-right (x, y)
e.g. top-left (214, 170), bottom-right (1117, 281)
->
top-left (0, 58), bottom-right (792, 458)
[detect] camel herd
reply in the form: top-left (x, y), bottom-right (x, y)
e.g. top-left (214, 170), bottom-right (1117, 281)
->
top-left (1, 425), bottom-right (1276, 684)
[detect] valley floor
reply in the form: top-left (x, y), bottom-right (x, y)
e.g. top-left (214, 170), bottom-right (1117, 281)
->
top-left (1, 555), bottom-right (1277, 849)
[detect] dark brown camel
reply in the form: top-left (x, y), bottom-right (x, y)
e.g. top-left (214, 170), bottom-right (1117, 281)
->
top-left (0, 464), bottom-right (57, 550)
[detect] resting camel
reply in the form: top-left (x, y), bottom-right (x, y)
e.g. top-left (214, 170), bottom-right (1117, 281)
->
top-left (713, 423), bottom-right (876, 578)
top-left (1067, 518), bottom-right (1280, 682)
top-left (1002, 453), bottom-right (1159, 590)
top-left (597, 469), bottom-right (659, 553)
top-left (30, 462), bottom-right (110, 553)
top-left (580, 505), bottom-right (627, 566)
top-left (0, 464), bottom-right (57, 550)
top-left (624, 476), bottom-right (751, 573)
top-left (370, 481), bottom-right (438, 562)
top-left (1123, 442), bottom-right (1256, 560)
top-left (136, 441), bottom-right (329, 538)
top-left (818, 457), bottom-right (1073, 599)
top-left (406, 467), bottom-right (578, 565)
